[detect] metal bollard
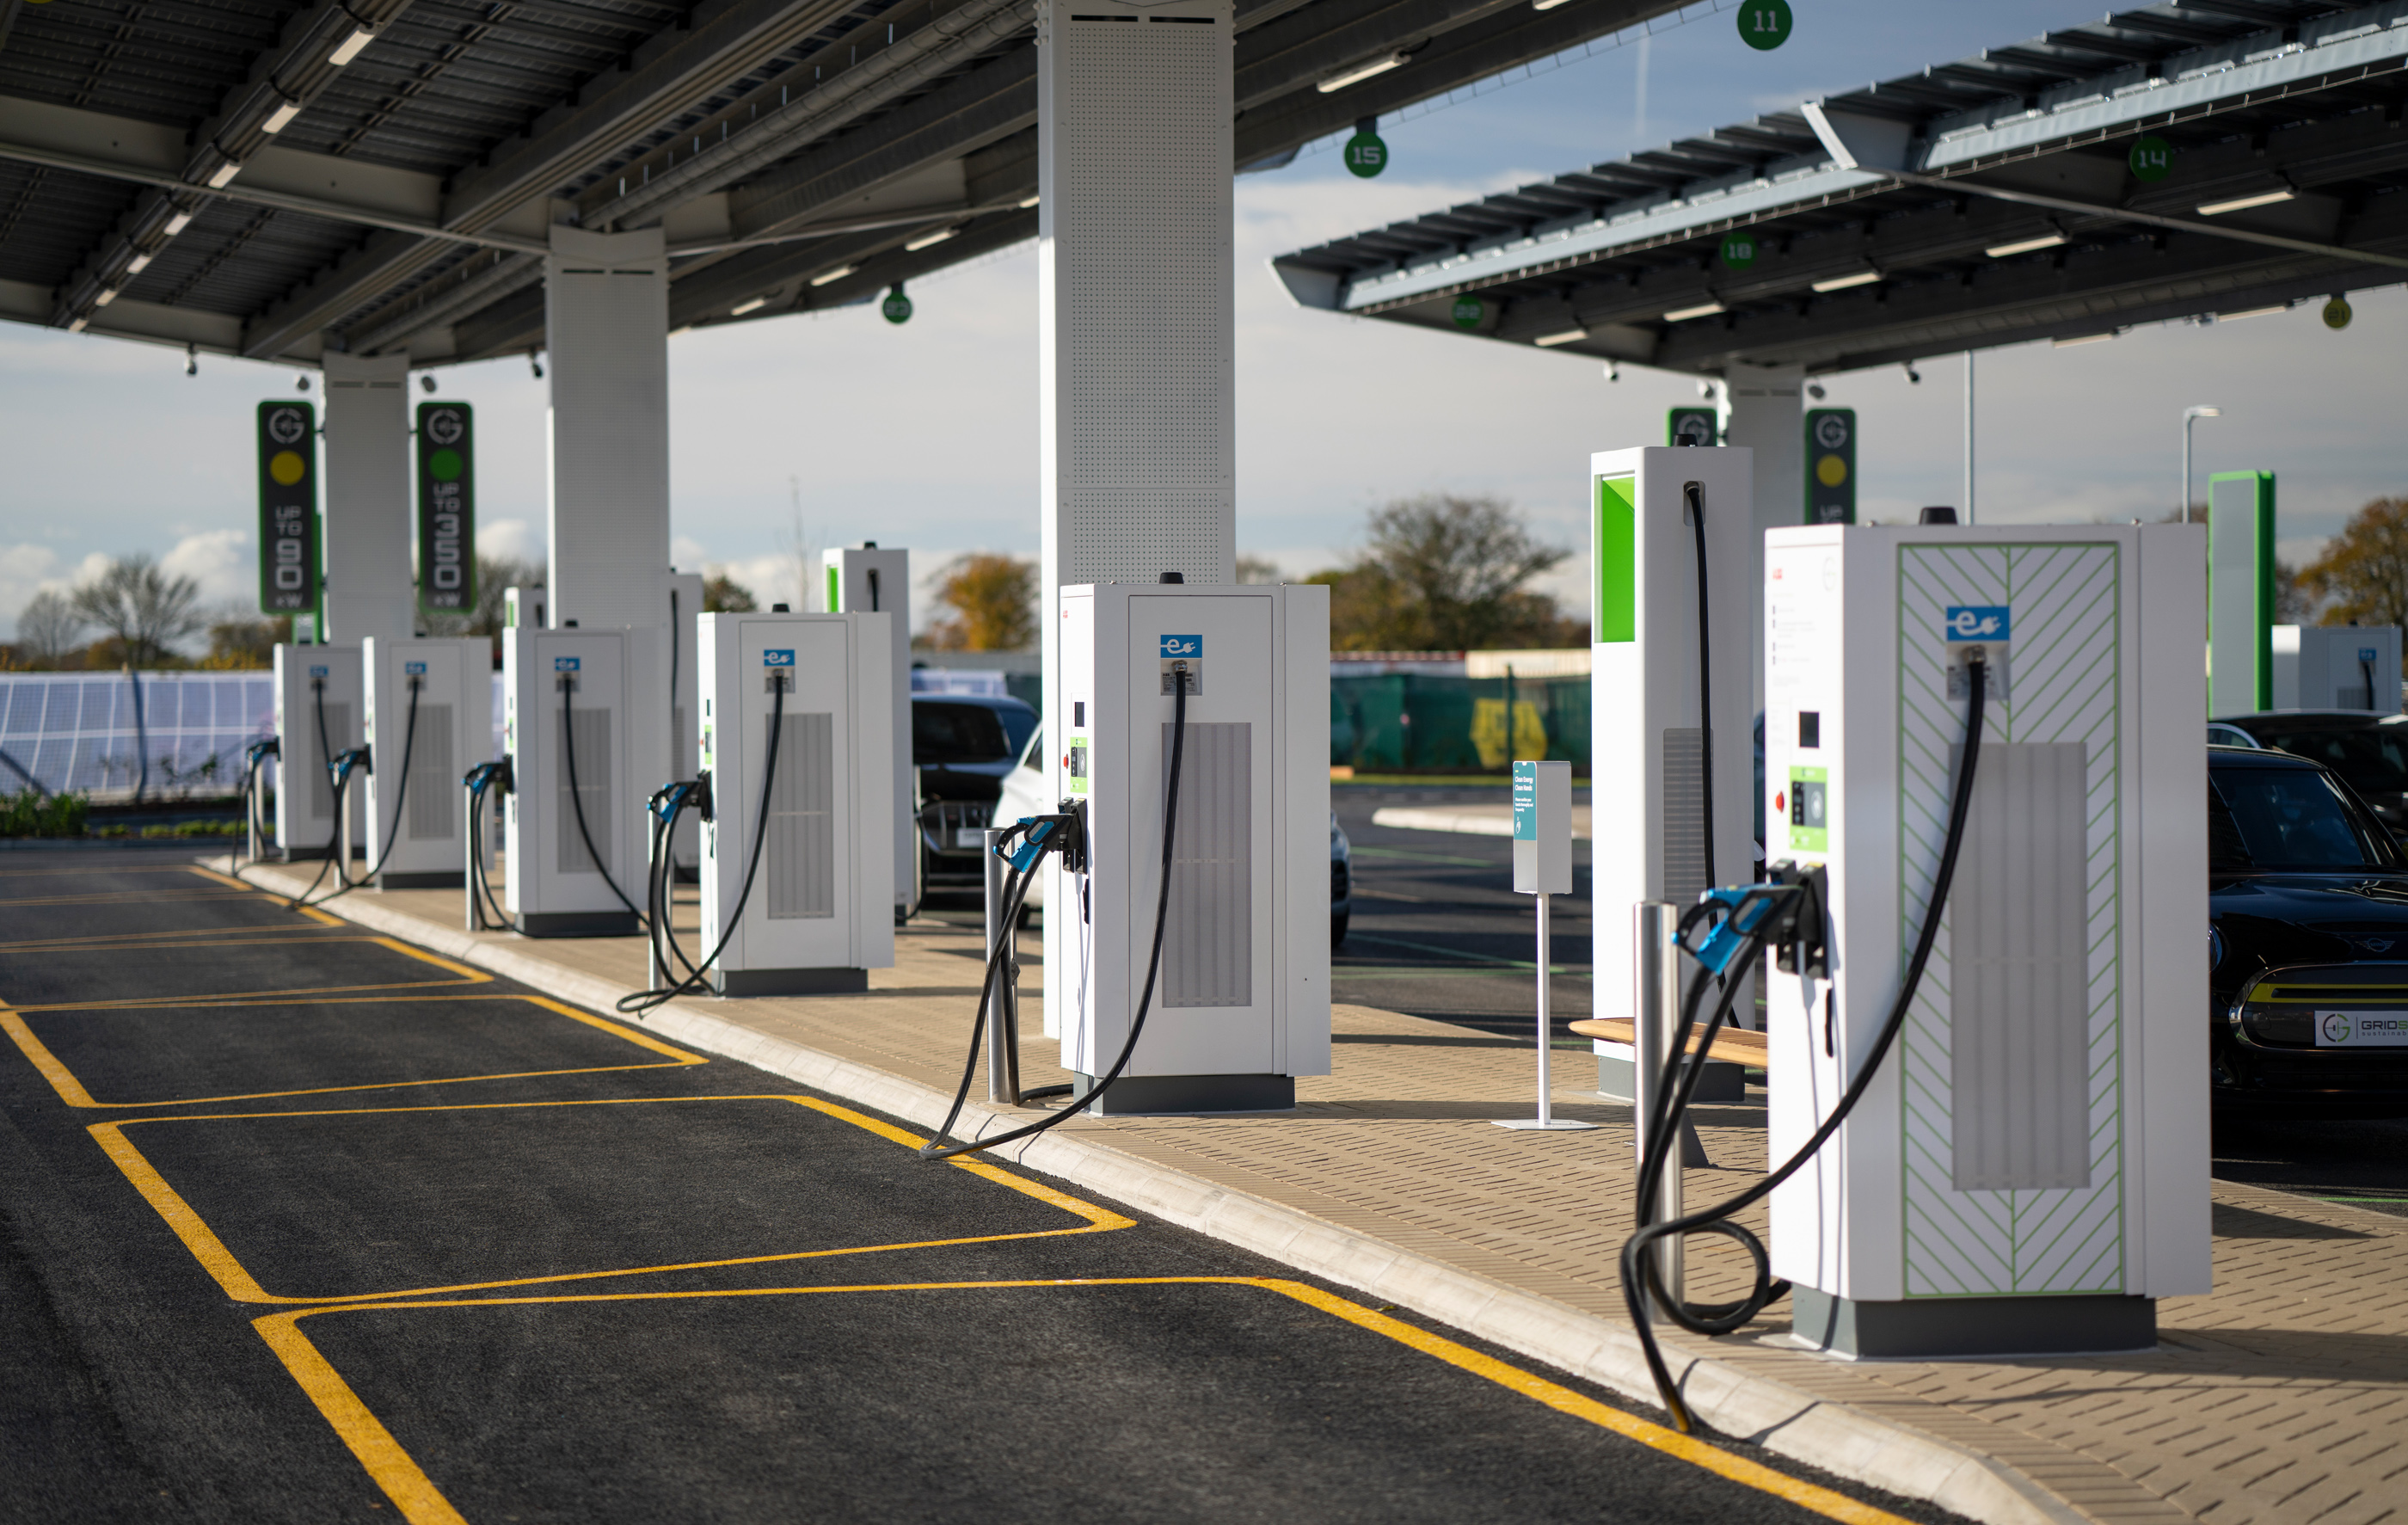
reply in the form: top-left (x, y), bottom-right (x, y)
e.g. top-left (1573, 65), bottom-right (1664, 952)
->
top-left (1632, 901), bottom-right (1684, 1305)
top-left (982, 827), bottom-right (1022, 1104)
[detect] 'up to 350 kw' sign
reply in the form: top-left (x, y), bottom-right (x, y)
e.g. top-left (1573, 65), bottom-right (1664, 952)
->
top-left (256, 402), bottom-right (318, 614)
top-left (416, 402), bottom-right (476, 614)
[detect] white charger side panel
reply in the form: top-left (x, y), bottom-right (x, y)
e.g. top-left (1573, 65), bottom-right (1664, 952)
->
top-left (273, 643), bottom-right (364, 858)
top-left (502, 626), bottom-right (660, 936)
top-left (696, 612), bottom-right (894, 993)
top-left (361, 636), bottom-right (484, 886)
top-left (1763, 524), bottom-right (2210, 1341)
top-left (1589, 447), bottom-right (1756, 1033)
top-left (1049, 584), bottom-right (1328, 1111)
top-left (2270, 624), bottom-right (2400, 711)
top-left (667, 570), bottom-right (704, 870)
top-left (822, 545), bottom-right (914, 917)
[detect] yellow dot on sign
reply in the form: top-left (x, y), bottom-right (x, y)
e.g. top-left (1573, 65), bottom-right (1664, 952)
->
top-left (1815, 453), bottom-right (1847, 488)
top-left (269, 450), bottom-right (306, 486)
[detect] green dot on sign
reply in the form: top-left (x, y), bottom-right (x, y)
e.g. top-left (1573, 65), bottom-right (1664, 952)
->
top-left (1736, 0), bottom-right (1791, 51)
top-left (1451, 297), bottom-right (1484, 330)
top-left (2128, 135), bottom-right (2172, 182)
top-left (1720, 232), bottom-right (1757, 270)
top-left (1344, 132), bottom-right (1387, 180)
top-left (427, 447), bottom-right (464, 483)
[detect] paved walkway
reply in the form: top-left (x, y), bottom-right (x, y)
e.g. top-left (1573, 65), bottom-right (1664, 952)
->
top-left (221, 856), bottom-right (2408, 1525)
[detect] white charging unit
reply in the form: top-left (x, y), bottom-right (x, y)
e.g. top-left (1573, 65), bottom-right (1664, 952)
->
top-left (273, 643), bottom-right (364, 861)
top-left (2270, 625), bottom-right (2401, 712)
top-left (1590, 446), bottom-right (1758, 1099)
top-left (692, 612), bottom-right (894, 993)
top-left (361, 636), bottom-right (486, 888)
top-left (1046, 581), bottom-right (1330, 1114)
top-left (1761, 522), bottom-right (2211, 1358)
top-left (501, 624), bottom-right (668, 937)
top-left (666, 569), bottom-right (704, 875)
top-left (822, 544), bottom-right (914, 921)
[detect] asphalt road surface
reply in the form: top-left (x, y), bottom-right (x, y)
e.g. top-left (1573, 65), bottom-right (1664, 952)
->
top-left (0, 847), bottom-right (1963, 1525)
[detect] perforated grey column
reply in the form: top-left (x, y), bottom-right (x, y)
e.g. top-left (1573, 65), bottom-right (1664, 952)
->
top-left (1950, 741), bottom-right (2092, 1192)
top-left (405, 703), bottom-right (454, 840)
top-left (1660, 727), bottom-right (1706, 909)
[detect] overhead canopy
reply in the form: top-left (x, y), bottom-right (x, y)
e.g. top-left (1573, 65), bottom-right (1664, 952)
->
top-left (0, 0), bottom-right (1695, 365)
top-left (1271, 0), bottom-right (2408, 376)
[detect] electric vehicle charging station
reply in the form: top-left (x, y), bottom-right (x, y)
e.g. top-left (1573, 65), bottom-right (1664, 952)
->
top-left (1590, 446), bottom-right (1758, 1096)
top-left (501, 624), bottom-right (669, 937)
top-left (821, 544), bottom-right (914, 923)
top-left (2271, 624), bottom-right (2401, 711)
top-left (1045, 581), bottom-right (1331, 1114)
top-left (1760, 521), bottom-right (2211, 1357)
top-left (361, 636), bottom-right (486, 888)
top-left (692, 611), bottom-right (896, 993)
top-left (273, 643), bottom-right (365, 861)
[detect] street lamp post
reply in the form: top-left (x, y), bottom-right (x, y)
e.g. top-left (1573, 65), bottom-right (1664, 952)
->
top-left (2182, 405), bottom-right (2222, 522)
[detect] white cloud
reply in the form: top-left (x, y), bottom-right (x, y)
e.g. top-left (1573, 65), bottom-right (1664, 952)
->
top-left (482, 518), bottom-right (545, 566)
top-left (161, 527), bottom-right (251, 607)
top-left (708, 552), bottom-right (810, 612)
top-left (671, 535), bottom-right (710, 569)
top-left (0, 544), bottom-right (64, 638)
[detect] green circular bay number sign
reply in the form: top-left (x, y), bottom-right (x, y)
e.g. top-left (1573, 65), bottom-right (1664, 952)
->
top-left (882, 288), bottom-right (912, 324)
top-left (1720, 231), bottom-right (1759, 270)
top-left (1344, 131), bottom-right (1388, 179)
top-left (1451, 296), bottom-right (1484, 330)
top-left (1736, 0), bottom-right (1792, 51)
top-left (2128, 135), bottom-right (2173, 182)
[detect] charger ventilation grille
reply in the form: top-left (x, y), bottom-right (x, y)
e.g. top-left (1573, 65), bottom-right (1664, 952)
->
top-left (1661, 727), bottom-right (1707, 908)
top-left (309, 702), bottom-right (351, 822)
top-left (556, 704), bottom-right (611, 876)
top-left (1161, 721), bottom-right (1251, 1008)
top-left (405, 704), bottom-right (454, 840)
top-left (767, 712), bottom-right (836, 919)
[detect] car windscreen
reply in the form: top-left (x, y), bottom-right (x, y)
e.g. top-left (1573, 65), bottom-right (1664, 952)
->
top-left (2249, 727), bottom-right (2408, 796)
top-left (2208, 764), bottom-right (2401, 872)
top-left (913, 702), bottom-right (1012, 765)
top-left (996, 705), bottom-right (1035, 757)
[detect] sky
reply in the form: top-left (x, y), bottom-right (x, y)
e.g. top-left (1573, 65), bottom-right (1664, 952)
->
top-left (3, 0), bottom-right (2401, 643)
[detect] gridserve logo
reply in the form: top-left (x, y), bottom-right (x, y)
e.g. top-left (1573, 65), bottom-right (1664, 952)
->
top-left (1944, 606), bottom-right (2010, 642)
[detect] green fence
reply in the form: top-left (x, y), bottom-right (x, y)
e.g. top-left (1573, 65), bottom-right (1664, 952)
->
top-left (1330, 673), bottom-right (1589, 773)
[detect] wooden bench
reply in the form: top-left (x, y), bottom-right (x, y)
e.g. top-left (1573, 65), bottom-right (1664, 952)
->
top-left (1566, 1018), bottom-right (1767, 1070)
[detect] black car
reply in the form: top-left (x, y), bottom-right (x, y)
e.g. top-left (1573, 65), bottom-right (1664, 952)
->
top-left (2210, 744), bottom-right (2408, 1116)
top-left (912, 693), bottom-right (1039, 894)
top-left (2212, 710), bottom-right (2408, 839)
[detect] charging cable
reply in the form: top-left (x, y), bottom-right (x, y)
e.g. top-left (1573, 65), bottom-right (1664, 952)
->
top-left (558, 672), bottom-right (649, 931)
top-left (614, 679), bottom-right (784, 1018)
top-left (1619, 654), bottom-right (1988, 1434)
top-left (632, 776), bottom-right (711, 996)
top-left (920, 661), bottom-right (1190, 1162)
top-left (1685, 480), bottom-right (1716, 891)
top-left (463, 758), bottom-right (512, 931)
top-left (296, 675), bottom-right (421, 909)
top-left (286, 677), bottom-right (366, 907)
top-left (241, 737), bottom-right (280, 858)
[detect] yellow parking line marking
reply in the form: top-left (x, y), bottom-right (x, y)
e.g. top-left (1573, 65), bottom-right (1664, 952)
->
top-left (260, 1277), bottom-right (1915, 1525)
top-left (1, 927), bottom-right (350, 951)
top-left (0, 864), bottom-right (251, 878)
top-left (0, 889), bottom-right (261, 907)
top-left (187, 865), bottom-right (252, 889)
top-left (95, 1096), bottom-right (1133, 1307)
top-left (3, 995), bottom-right (704, 1111)
top-left (11, 936), bottom-right (491, 1012)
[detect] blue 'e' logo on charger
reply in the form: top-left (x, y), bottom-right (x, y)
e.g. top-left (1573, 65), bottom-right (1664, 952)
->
top-left (403, 661), bottom-right (427, 675)
top-left (1944, 606), bottom-right (2010, 643)
top-left (764, 649), bottom-right (794, 667)
top-left (1161, 634), bottom-right (1202, 659)
top-left (308, 665), bottom-right (329, 677)
top-left (554, 656), bottom-right (580, 672)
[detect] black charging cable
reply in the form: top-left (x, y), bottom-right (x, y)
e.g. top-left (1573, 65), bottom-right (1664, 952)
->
top-left (1684, 481), bottom-right (1716, 892)
top-left (558, 672), bottom-right (649, 931)
top-left (286, 678), bottom-right (362, 907)
top-left (297, 676), bottom-right (421, 908)
top-left (463, 759), bottom-right (512, 931)
top-left (632, 776), bottom-right (711, 999)
top-left (920, 662), bottom-right (1190, 1162)
top-left (1619, 655), bottom-right (1988, 1435)
top-left (615, 681), bottom-right (784, 1018)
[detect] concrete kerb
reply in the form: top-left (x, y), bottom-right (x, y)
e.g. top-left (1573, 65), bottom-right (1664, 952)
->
top-left (213, 853), bottom-right (2092, 1525)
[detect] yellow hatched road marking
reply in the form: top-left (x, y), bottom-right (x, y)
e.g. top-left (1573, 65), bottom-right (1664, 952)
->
top-left (95, 1096), bottom-right (1131, 1306)
top-left (12, 936), bottom-right (490, 1012)
top-left (260, 1276), bottom-right (1917, 1525)
top-left (4, 995), bottom-right (703, 1110)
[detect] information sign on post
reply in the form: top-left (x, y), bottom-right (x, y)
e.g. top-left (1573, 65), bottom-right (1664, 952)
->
top-left (1803, 406), bottom-right (1857, 524)
top-left (415, 402), bottom-right (476, 616)
top-left (1499, 760), bottom-right (1591, 1131)
top-left (1667, 407), bottom-right (1719, 448)
top-left (256, 401), bottom-right (318, 616)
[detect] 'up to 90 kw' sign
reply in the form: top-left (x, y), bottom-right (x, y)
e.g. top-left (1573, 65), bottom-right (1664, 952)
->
top-left (256, 401), bottom-right (318, 614)
top-left (415, 402), bottom-right (476, 614)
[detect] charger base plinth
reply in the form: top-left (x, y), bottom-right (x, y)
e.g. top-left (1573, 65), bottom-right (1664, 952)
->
top-left (710, 967), bottom-right (870, 997)
top-left (513, 910), bottom-right (639, 938)
top-left (1072, 1072), bottom-right (1294, 1116)
top-left (376, 870), bottom-right (464, 890)
top-left (1791, 1288), bottom-right (2156, 1359)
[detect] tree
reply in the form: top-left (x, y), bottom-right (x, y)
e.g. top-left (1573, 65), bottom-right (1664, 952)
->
top-left (200, 606), bottom-right (291, 668)
top-left (70, 555), bottom-right (201, 669)
top-left (14, 589), bottom-right (86, 668)
top-left (923, 553), bottom-right (1038, 651)
top-left (2272, 559), bottom-right (2319, 624)
top-left (1310, 495), bottom-right (1576, 650)
top-left (703, 573), bottom-right (758, 612)
top-left (1236, 554), bottom-right (1281, 585)
top-left (2300, 497), bottom-right (2408, 638)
